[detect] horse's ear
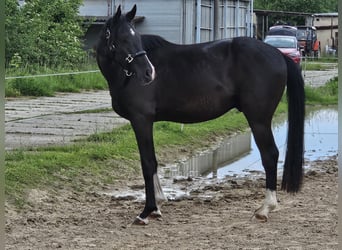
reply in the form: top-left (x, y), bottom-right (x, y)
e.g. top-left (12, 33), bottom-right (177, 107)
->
top-left (126, 4), bottom-right (137, 22)
top-left (113, 5), bottom-right (121, 23)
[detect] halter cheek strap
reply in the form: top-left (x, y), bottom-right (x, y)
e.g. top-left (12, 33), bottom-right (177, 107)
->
top-left (123, 50), bottom-right (147, 76)
top-left (125, 51), bottom-right (146, 63)
top-left (105, 29), bottom-right (146, 77)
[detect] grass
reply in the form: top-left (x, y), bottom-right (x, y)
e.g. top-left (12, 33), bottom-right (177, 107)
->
top-left (301, 56), bottom-right (338, 71)
top-left (305, 77), bottom-right (338, 105)
top-left (302, 62), bottom-right (337, 71)
top-left (4, 75), bottom-right (337, 206)
top-left (5, 72), bottom-right (107, 97)
top-left (5, 63), bottom-right (107, 97)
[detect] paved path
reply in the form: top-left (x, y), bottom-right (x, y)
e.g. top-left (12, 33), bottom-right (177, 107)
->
top-left (5, 91), bottom-right (128, 150)
top-left (5, 69), bottom-right (338, 150)
top-left (302, 68), bottom-right (338, 87)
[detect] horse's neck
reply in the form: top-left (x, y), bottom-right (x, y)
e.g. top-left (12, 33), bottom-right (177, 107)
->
top-left (141, 35), bottom-right (173, 51)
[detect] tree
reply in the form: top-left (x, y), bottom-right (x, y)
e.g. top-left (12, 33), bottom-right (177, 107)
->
top-left (254, 0), bottom-right (338, 13)
top-left (254, 0), bottom-right (338, 26)
top-left (5, 0), bottom-right (85, 69)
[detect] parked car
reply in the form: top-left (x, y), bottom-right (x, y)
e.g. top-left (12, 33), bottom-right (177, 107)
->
top-left (267, 25), bottom-right (320, 58)
top-left (264, 35), bottom-right (301, 66)
top-left (267, 25), bottom-right (297, 37)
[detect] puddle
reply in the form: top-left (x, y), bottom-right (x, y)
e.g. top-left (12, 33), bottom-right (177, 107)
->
top-left (162, 132), bottom-right (251, 179)
top-left (107, 107), bottom-right (338, 201)
top-left (208, 106), bottom-right (338, 178)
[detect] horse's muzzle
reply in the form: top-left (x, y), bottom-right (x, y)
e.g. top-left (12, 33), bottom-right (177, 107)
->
top-left (142, 56), bottom-right (156, 86)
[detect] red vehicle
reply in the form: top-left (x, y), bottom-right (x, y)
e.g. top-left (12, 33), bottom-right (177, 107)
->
top-left (267, 25), bottom-right (321, 58)
top-left (264, 35), bottom-right (301, 66)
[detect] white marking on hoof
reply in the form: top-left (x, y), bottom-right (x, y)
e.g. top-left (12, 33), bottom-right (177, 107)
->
top-left (133, 216), bottom-right (149, 225)
top-left (150, 209), bottom-right (162, 219)
top-left (253, 189), bottom-right (278, 222)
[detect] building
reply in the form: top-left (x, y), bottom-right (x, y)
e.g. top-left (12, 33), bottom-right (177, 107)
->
top-left (312, 13), bottom-right (338, 56)
top-left (253, 9), bottom-right (314, 40)
top-left (79, 0), bottom-right (254, 50)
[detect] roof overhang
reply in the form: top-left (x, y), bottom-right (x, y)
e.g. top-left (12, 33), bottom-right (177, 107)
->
top-left (81, 16), bottom-right (145, 25)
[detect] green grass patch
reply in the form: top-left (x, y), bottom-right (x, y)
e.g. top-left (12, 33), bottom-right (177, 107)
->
top-left (302, 61), bottom-right (337, 71)
top-left (305, 77), bottom-right (338, 105)
top-left (5, 67), bottom-right (107, 97)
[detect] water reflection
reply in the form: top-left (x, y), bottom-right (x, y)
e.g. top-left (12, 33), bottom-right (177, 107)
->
top-left (209, 106), bottom-right (338, 178)
top-left (162, 132), bottom-right (251, 179)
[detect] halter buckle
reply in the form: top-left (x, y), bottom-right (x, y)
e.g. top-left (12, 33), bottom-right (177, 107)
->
top-left (124, 69), bottom-right (133, 77)
top-left (125, 54), bottom-right (134, 63)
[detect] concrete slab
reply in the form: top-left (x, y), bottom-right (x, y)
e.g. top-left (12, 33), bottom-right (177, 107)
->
top-left (5, 91), bottom-right (129, 150)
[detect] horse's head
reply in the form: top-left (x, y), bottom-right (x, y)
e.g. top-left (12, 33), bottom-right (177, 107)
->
top-left (102, 5), bottom-right (155, 85)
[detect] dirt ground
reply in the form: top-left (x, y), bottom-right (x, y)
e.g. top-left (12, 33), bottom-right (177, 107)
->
top-left (5, 154), bottom-right (337, 250)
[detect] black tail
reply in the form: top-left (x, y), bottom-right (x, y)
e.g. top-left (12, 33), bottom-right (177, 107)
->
top-left (281, 55), bottom-right (305, 193)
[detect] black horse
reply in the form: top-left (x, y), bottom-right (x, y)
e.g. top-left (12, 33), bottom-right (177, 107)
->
top-left (96, 5), bottom-right (305, 225)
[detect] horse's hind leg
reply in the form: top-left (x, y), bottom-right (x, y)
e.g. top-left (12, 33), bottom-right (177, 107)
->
top-left (247, 120), bottom-right (279, 221)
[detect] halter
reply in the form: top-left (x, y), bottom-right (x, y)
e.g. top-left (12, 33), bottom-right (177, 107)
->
top-left (106, 28), bottom-right (147, 77)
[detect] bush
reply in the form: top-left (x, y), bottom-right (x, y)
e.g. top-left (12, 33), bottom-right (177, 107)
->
top-left (10, 78), bottom-right (54, 96)
top-left (5, 0), bottom-right (85, 69)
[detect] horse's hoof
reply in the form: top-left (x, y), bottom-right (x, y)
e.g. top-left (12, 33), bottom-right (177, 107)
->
top-left (132, 216), bottom-right (149, 225)
top-left (149, 210), bottom-right (162, 219)
top-left (253, 213), bottom-right (268, 222)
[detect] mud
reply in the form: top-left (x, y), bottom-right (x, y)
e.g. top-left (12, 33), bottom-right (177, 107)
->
top-left (5, 156), bottom-right (337, 249)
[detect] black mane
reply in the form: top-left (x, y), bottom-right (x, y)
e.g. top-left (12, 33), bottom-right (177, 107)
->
top-left (141, 35), bottom-right (173, 52)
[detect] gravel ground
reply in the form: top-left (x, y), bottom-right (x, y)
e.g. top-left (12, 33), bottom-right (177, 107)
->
top-left (5, 156), bottom-right (337, 249)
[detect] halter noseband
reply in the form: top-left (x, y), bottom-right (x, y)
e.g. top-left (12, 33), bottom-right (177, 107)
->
top-left (106, 28), bottom-right (146, 77)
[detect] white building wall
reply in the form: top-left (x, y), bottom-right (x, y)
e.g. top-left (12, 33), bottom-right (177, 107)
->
top-left (80, 0), bottom-right (253, 48)
top-left (79, 0), bottom-right (113, 16)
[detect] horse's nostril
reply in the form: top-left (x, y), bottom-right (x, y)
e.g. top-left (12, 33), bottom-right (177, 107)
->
top-left (146, 69), bottom-right (152, 79)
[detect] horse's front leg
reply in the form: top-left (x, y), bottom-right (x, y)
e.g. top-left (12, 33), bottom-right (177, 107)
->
top-left (130, 118), bottom-right (167, 225)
